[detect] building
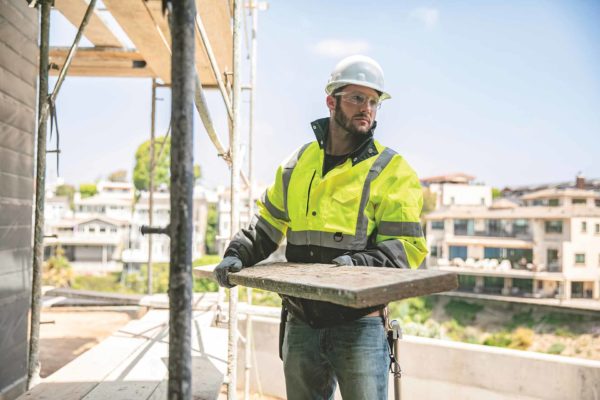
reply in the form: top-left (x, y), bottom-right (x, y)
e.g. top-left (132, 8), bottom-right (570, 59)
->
top-left (121, 186), bottom-right (211, 267)
top-left (215, 184), bottom-right (268, 256)
top-left (44, 216), bottom-right (129, 273)
top-left (421, 173), bottom-right (493, 208)
top-left (426, 185), bottom-right (600, 300)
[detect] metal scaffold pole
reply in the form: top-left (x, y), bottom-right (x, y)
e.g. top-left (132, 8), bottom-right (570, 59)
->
top-left (148, 78), bottom-right (157, 295)
top-left (244, 2), bottom-right (259, 399)
top-left (168, 0), bottom-right (196, 398)
top-left (28, 0), bottom-right (51, 389)
top-left (228, 0), bottom-right (243, 398)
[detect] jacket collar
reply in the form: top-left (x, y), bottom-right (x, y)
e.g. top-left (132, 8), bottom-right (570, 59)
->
top-left (310, 117), bottom-right (379, 166)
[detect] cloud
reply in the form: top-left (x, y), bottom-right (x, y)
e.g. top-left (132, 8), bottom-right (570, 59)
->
top-left (410, 7), bottom-right (440, 30)
top-left (311, 39), bottom-right (370, 58)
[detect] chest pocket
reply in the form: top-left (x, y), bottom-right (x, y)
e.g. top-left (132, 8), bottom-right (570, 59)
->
top-left (324, 184), bottom-right (362, 233)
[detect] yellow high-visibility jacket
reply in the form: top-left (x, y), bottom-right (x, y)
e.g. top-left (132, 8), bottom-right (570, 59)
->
top-left (225, 118), bottom-right (427, 327)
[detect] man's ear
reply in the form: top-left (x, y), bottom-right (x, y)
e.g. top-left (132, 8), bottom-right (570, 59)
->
top-left (326, 95), bottom-right (336, 112)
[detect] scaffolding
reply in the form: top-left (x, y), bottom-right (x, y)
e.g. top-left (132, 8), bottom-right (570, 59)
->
top-left (28, 0), bottom-right (262, 398)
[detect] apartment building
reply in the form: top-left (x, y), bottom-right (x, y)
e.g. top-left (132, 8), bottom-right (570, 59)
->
top-left (422, 173), bottom-right (493, 208)
top-left (122, 187), bottom-right (211, 267)
top-left (426, 187), bottom-right (600, 299)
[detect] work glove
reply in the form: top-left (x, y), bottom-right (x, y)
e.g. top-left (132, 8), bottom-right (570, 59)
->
top-left (332, 255), bottom-right (354, 266)
top-left (214, 256), bottom-right (244, 288)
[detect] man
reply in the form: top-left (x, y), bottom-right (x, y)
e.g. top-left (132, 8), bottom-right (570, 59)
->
top-left (215, 55), bottom-right (427, 399)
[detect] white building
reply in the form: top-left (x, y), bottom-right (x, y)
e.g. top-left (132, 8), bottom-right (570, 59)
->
top-left (216, 183), bottom-right (268, 256)
top-left (122, 185), bottom-right (211, 267)
top-left (422, 173), bottom-right (493, 208)
top-left (426, 186), bottom-right (600, 300)
top-left (44, 216), bottom-right (129, 273)
top-left (73, 181), bottom-right (133, 221)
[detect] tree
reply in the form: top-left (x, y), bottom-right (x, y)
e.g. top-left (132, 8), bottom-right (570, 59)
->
top-left (194, 164), bottom-right (202, 184)
top-left (79, 183), bottom-right (98, 198)
top-left (205, 203), bottom-right (218, 254)
top-left (43, 246), bottom-right (73, 288)
top-left (108, 169), bottom-right (128, 182)
top-left (133, 136), bottom-right (171, 191)
top-left (492, 187), bottom-right (502, 199)
top-left (55, 184), bottom-right (75, 209)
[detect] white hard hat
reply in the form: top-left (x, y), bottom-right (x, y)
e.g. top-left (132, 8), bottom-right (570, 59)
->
top-left (325, 55), bottom-right (391, 101)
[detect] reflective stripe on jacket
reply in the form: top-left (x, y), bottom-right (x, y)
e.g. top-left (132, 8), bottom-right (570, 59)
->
top-left (225, 117), bottom-right (428, 327)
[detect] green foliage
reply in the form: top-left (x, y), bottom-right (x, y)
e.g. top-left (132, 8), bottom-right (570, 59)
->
top-left (108, 169), bottom-right (128, 182)
top-left (79, 183), bottom-right (98, 198)
top-left (540, 312), bottom-right (584, 325)
top-left (547, 342), bottom-right (566, 355)
top-left (444, 300), bottom-right (484, 325)
top-left (483, 331), bottom-right (513, 348)
top-left (510, 327), bottom-right (534, 349)
top-left (72, 273), bottom-right (128, 293)
top-left (508, 309), bottom-right (536, 329)
top-left (443, 319), bottom-right (478, 343)
top-left (238, 288), bottom-right (282, 307)
top-left (194, 164), bottom-right (202, 184)
top-left (554, 327), bottom-right (576, 338)
top-left (42, 246), bottom-right (73, 287)
top-left (193, 255), bottom-right (222, 292)
top-left (133, 136), bottom-right (171, 191)
top-left (204, 204), bottom-right (218, 254)
top-left (492, 187), bottom-right (502, 199)
top-left (55, 184), bottom-right (76, 210)
top-left (389, 296), bottom-right (436, 324)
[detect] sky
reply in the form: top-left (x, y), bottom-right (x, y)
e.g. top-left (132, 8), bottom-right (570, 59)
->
top-left (47, 0), bottom-right (600, 190)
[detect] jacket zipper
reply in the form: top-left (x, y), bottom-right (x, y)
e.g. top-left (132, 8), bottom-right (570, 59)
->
top-left (306, 170), bottom-right (316, 215)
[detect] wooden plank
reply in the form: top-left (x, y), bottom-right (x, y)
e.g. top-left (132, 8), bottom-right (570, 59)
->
top-left (194, 0), bottom-right (233, 87)
top-left (49, 47), bottom-right (156, 78)
top-left (144, 0), bottom-right (232, 88)
top-left (54, 0), bottom-right (122, 47)
top-left (102, 0), bottom-right (171, 83)
top-left (195, 262), bottom-right (458, 308)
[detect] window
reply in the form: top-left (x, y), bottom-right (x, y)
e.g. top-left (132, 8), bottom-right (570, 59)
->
top-left (575, 253), bottom-right (586, 265)
top-left (572, 198), bottom-right (586, 205)
top-left (454, 219), bottom-right (474, 236)
top-left (596, 199), bottom-right (600, 207)
top-left (545, 220), bottom-right (563, 234)
top-left (548, 198), bottom-right (559, 207)
top-left (547, 249), bottom-right (559, 264)
top-left (513, 219), bottom-right (529, 235)
top-left (480, 197), bottom-right (485, 205)
top-left (110, 227), bottom-right (117, 233)
top-left (430, 246), bottom-right (439, 257)
top-left (581, 221), bottom-right (587, 233)
top-left (596, 224), bottom-right (599, 234)
top-left (449, 246), bottom-right (467, 260)
top-left (431, 221), bottom-right (444, 230)
top-left (99, 227), bottom-right (106, 233)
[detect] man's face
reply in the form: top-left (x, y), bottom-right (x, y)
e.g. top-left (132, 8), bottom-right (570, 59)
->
top-left (330, 84), bottom-right (380, 136)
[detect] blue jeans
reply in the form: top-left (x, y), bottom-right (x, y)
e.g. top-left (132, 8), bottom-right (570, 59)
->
top-left (282, 314), bottom-right (389, 400)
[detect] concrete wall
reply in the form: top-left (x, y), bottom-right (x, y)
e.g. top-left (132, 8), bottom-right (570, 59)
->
top-left (0, 0), bottom-right (38, 398)
top-left (237, 316), bottom-right (600, 400)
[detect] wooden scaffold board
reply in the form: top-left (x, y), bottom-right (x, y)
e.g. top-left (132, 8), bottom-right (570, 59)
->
top-left (194, 263), bottom-right (458, 308)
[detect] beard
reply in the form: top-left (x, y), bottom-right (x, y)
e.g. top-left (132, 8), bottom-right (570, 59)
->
top-left (333, 101), bottom-right (373, 137)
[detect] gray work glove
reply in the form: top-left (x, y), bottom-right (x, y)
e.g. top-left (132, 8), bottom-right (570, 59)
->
top-left (332, 255), bottom-right (354, 266)
top-left (214, 256), bottom-right (244, 288)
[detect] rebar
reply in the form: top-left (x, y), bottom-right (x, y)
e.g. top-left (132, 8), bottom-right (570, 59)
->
top-left (168, 0), bottom-right (196, 398)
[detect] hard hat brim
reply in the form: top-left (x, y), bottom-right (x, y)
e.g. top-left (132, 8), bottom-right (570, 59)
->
top-left (325, 80), bottom-right (391, 101)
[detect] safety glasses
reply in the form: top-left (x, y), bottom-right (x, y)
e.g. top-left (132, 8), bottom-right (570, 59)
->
top-left (335, 91), bottom-right (382, 110)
